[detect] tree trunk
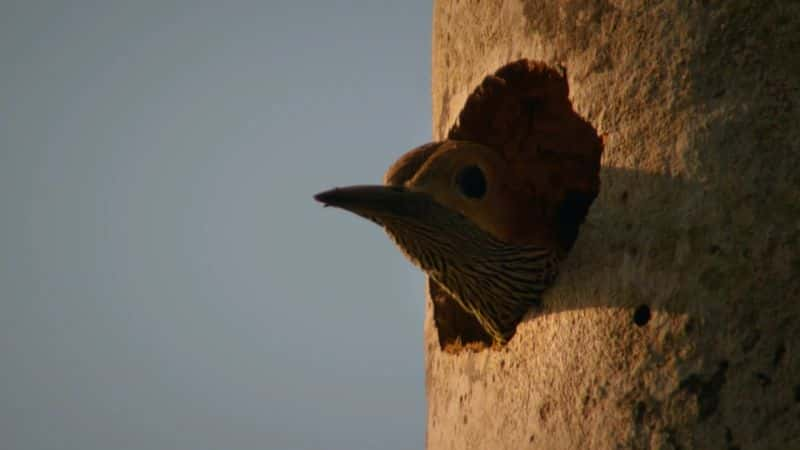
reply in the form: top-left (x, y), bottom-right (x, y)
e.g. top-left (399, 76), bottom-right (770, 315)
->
top-left (426, 1), bottom-right (800, 449)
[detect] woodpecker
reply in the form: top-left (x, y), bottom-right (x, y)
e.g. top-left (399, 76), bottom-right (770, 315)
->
top-left (315, 140), bottom-right (560, 344)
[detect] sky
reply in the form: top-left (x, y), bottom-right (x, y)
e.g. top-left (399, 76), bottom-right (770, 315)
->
top-left (0, 1), bottom-right (432, 449)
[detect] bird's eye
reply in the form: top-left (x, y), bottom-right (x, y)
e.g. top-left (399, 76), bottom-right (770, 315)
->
top-left (455, 165), bottom-right (486, 199)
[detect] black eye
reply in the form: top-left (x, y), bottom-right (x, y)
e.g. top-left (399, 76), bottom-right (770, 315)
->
top-left (455, 165), bottom-right (486, 199)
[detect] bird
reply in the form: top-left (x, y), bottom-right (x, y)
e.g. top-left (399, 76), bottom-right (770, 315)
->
top-left (315, 60), bottom-right (602, 345)
top-left (314, 140), bottom-right (561, 344)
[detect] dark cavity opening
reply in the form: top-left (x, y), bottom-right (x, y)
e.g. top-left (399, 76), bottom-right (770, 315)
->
top-left (633, 304), bottom-right (651, 326)
top-left (432, 59), bottom-right (603, 351)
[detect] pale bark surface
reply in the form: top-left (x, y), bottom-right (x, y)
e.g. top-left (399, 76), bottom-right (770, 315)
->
top-left (427, 1), bottom-right (800, 449)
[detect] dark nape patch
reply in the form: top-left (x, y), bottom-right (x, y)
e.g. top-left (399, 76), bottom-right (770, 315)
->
top-left (633, 304), bottom-right (651, 326)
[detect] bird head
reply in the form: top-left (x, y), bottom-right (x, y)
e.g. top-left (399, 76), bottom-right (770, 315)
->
top-left (315, 140), bottom-right (559, 343)
top-left (314, 140), bottom-right (531, 250)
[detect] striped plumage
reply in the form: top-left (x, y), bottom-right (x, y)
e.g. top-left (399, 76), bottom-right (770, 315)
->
top-left (381, 212), bottom-right (558, 343)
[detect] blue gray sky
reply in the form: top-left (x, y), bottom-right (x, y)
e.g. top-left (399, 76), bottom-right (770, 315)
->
top-left (1, 2), bottom-right (432, 449)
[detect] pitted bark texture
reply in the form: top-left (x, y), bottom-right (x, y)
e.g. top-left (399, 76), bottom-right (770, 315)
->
top-left (426, 1), bottom-right (800, 449)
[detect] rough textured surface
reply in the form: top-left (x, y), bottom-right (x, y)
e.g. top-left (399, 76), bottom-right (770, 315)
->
top-left (427, 1), bottom-right (800, 449)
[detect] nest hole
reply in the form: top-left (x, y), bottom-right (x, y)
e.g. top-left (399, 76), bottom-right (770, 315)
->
top-left (434, 59), bottom-right (603, 351)
top-left (633, 304), bottom-right (651, 327)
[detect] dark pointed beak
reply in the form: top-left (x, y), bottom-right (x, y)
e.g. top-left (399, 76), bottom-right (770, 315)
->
top-left (314, 185), bottom-right (435, 221)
